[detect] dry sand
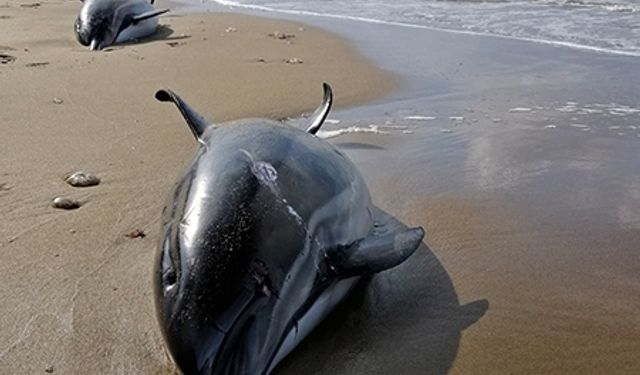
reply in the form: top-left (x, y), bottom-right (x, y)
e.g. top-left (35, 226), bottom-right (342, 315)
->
top-left (0, 1), bottom-right (395, 373)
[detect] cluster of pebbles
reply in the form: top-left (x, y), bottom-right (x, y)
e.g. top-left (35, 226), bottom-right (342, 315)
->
top-left (51, 171), bottom-right (100, 210)
top-left (49, 171), bottom-right (146, 239)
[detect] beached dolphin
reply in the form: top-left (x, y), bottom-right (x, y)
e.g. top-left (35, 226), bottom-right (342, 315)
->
top-left (153, 83), bottom-right (425, 375)
top-left (74, 0), bottom-right (168, 50)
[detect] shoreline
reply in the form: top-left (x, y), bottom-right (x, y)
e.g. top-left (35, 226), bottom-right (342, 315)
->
top-left (197, 0), bottom-right (640, 58)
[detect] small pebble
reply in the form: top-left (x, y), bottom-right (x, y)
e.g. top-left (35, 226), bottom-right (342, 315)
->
top-left (544, 124), bottom-right (557, 129)
top-left (64, 171), bottom-right (100, 187)
top-left (52, 197), bottom-right (81, 210)
top-left (52, 97), bottom-right (63, 104)
top-left (225, 27), bottom-right (237, 33)
top-left (284, 57), bottom-right (303, 64)
top-left (45, 366), bottom-right (54, 373)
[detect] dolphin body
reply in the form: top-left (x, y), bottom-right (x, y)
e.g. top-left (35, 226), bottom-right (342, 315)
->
top-left (153, 84), bottom-right (425, 375)
top-left (74, 0), bottom-right (168, 50)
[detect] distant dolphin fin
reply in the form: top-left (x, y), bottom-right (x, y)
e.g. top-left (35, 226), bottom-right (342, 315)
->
top-left (155, 89), bottom-right (211, 140)
top-left (132, 9), bottom-right (170, 24)
top-left (306, 83), bottom-right (333, 135)
top-left (327, 227), bottom-right (425, 278)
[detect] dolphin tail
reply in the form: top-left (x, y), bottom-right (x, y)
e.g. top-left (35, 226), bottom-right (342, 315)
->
top-left (306, 83), bottom-right (333, 135)
top-left (327, 227), bottom-right (425, 278)
top-left (132, 9), bottom-right (170, 24)
top-left (155, 89), bottom-right (211, 140)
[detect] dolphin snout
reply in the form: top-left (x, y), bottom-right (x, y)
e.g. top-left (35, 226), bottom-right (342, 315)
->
top-left (89, 39), bottom-right (101, 51)
top-left (166, 323), bottom-right (226, 375)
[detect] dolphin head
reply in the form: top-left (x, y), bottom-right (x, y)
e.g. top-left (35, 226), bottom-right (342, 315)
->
top-left (153, 86), bottom-right (336, 375)
top-left (74, 15), bottom-right (112, 50)
top-left (155, 145), bottom-right (314, 374)
top-left (74, 0), bottom-right (118, 52)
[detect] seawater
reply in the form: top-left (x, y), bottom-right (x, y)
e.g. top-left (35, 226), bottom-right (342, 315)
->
top-left (209, 0), bottom-right (640, 57)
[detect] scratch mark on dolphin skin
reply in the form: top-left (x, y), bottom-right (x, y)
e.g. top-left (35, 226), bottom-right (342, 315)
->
top-left (239, 149), bottom-right (305, 226)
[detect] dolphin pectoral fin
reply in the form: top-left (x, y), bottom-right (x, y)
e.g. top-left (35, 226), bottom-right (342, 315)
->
top-left (328, 227), bottom-right (425, 278)
top-left (155, 89), bottom-right (211, 140)
top-left (306, 83), bottom-right (333, 135)
top-left (132, 9), bottom-right (170, 24)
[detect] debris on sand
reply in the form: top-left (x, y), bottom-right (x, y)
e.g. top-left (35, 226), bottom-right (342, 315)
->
top-left (269, 31), bottom-right (295, 41)
top-left (45, 366), bottom-right (54, 373)
top-left (225, 27), bottom-right (237, 33)
top-left (52, 97), bottom-right (63, 104)
top-left (0, 183), bottom-right (11, 191)
top-left (20, 2), bottom-right (40, 8)
top-left (64, 171), bottom-right (100, 187)
top-left (51, 197), bottom-right (81, 210)
top-left (125, 229), bottom-right (146, 239)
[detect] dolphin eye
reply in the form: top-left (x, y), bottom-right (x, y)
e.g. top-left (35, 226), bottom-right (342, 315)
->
top-left (164, 269), bottom-right (177, 286)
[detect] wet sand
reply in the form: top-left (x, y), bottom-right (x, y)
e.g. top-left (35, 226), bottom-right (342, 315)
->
top-left (0, 2), bottom-right (394, 373)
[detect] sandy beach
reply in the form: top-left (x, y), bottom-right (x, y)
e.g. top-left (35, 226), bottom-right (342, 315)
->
top-left (3, 0), bottom-right (640, 374)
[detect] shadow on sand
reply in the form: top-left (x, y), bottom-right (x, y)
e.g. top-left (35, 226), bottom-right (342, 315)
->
top-left (275, 207), bottom-right (488, 375)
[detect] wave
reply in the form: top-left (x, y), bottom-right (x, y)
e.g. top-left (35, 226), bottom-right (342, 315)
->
top-left (209, 0), bottom-right (640, 57)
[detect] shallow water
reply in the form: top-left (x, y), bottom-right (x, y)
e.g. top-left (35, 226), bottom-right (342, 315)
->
top-left (209, 0), bottom-right (640, 56)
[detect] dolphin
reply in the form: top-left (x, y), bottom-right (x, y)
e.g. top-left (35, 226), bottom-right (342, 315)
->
top-left (153, 83), bottom-right (425, 375)
top-left (74, 0), bottom-right (169, 50)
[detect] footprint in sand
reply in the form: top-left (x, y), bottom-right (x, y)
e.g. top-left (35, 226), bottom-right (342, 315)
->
top-left (25, 61), bottom-right (49, 67)
top-left (19, 2), bottom-right (41, 8)
top-left (0, 53), bottom-right (16, 64)
top-left (166, 41), bottom-right (186, 48)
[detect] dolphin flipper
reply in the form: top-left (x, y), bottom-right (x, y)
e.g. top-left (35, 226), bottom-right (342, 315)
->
top-left (132, 9), bottom-right (169, 23)
top-left (327, 227), bottom-right (425, 278)
top-left (306, 83), bottom-right (333, 135)
top-left (155, 89), bottom-right (211, 140)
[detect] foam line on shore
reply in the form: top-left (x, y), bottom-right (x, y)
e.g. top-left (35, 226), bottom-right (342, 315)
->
top-left (210, 0), bottom-right (640, 57)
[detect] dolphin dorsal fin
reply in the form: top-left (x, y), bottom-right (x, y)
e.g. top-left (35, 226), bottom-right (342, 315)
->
top-left (155, 89), bottom-right (211, 140)
top-left (306, 83), bottom-right (333, 135)
top-left (132, 9), bottom-right (169, 24)
top-left (327, 227), bottom-right (424, 278)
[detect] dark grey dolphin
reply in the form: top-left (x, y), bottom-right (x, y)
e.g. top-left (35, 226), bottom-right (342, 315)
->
top-left (74, 0), bottom-right (168, 50)
top-left (153, 83), bottom-right (425, 375)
